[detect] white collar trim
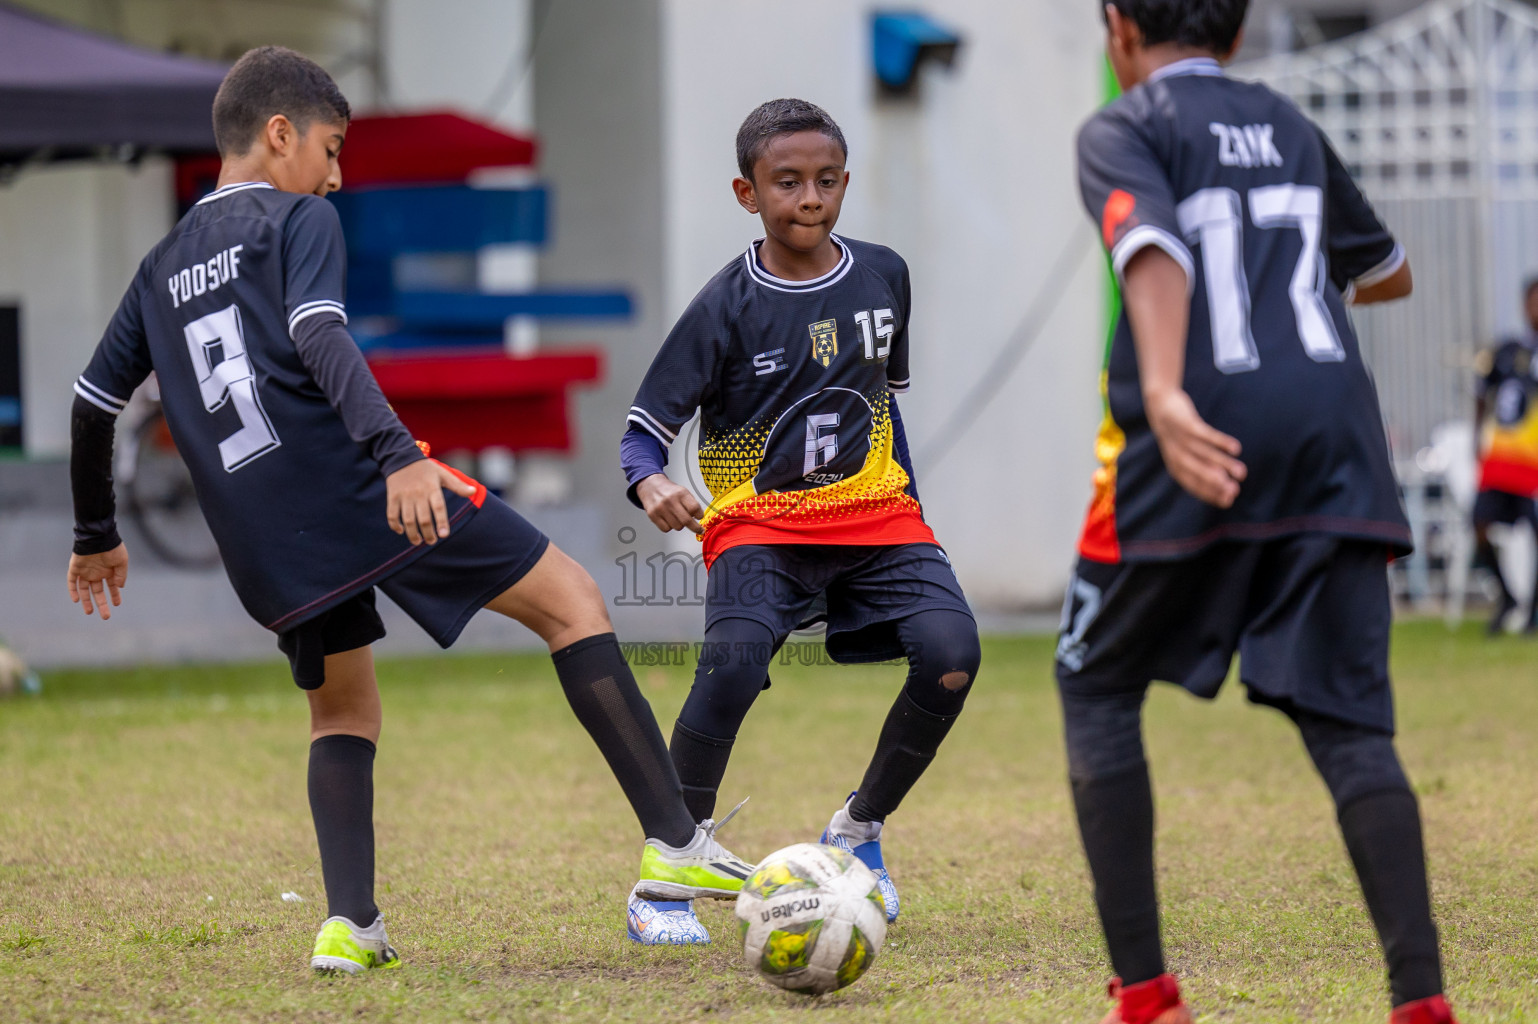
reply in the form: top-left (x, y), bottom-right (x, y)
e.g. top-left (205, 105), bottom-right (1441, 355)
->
top-left (1150, 57), bottom-right (1225, 83)
top-left (744, 235), bottom-right (855, 293)
top-left (196, 181), bottom-right (276, 205)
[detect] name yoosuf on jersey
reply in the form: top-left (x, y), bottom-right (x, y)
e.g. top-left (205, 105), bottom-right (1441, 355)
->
top-left (75, 182), bottom-right (483, 632)
top-left (1077, 58), bottom-right (1413, 564)
top-left (627, 236), bottom-right (937, 566)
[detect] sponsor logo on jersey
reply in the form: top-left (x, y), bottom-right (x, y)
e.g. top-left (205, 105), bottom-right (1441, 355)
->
top-left (1102, 189), bottom-right (1139, 249)
top-left (809, 319), bottom-right (838, 368)
top-left (753, 348), bottom-right (789, 376)
top-left (1210, 122), bottom-right (1283, 168)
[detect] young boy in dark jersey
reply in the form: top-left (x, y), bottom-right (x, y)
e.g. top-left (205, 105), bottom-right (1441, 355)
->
top-left (619, 99), bottom-right (981, 944)
top-left (1056, 3), bottom-right (1458, 1023)
top-left (64, 46), bottom-right (749, 972)
top-left (1471, 278), bottom-right (1538, 634)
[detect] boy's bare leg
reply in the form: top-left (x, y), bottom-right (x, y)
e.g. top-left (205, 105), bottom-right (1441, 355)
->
top-left (483, 544), bottom-right (613, 651)
top-left (308, 646), bottom-right (382, 742)
top-left (306, 646), bottom-right (383, 926)
top-left (485, 544), bottom-right (698, 848)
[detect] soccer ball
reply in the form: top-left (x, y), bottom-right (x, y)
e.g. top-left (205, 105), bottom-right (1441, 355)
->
top-left (0, 645), bottom-right (39, 697)
top-left (734, 842), bottom-right (887, 995)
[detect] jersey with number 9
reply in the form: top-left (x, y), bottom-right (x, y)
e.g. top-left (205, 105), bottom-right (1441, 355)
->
top-left (73, 182), bottom-right (468, 631)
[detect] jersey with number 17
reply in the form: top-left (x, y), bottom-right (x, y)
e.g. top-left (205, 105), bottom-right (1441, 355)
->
top-left (74, 182), bottom-right (468, 632)
top-left (1076, 58), bottom-right (1413, 564)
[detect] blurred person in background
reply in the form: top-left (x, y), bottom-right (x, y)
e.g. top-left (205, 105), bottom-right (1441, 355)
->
top-left (1471, 278), bottom-right (1538, 635)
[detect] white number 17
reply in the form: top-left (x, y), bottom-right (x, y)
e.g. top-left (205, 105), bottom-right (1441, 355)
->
top-left (1176, 183), bottom-right (1344, 373)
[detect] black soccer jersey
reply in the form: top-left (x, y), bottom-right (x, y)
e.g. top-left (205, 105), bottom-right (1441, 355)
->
top-left (627, 236), bottom-right (937, 564)
top-left (1076, 58), bottom-right (1412, 563)
top-left (75, 181), bottom-right (477, 631)
top-left (1475, 333), bottom-right (1538, 496)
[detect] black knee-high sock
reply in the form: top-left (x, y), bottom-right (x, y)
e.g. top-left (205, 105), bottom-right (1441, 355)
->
top-left (1338, 790), bottom-right (1444, 1006)
top-left (308, 734), bottom-right (379, 925)
top-left (1072, 763), bottom-right (1164, 987)
top-left (670, 721), bottom-right (734, 822)
top-left (849, 610), bottom-right (980, 823)
top-left (551, 633), bottom-right (696, 848)
top-left (849, 693), bottom-right (959, 823)
top-left (671, 617), bottom-right (777, 822)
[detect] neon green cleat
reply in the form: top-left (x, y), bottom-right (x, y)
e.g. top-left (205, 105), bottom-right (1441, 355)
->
top-left (635, 801), bottom-right (753, 902)
top-left (310, 915), bottom-right (402, 974)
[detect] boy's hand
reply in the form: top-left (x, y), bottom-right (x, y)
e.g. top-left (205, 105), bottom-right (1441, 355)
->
top-left (1146, 387), bottom-right (1247, 509)
top-left (637, 473), bottom-right (704, 534)
top-left (67, 544), bottom-right (129, 621)
top-left (387, 459), bottom-right (476, 546)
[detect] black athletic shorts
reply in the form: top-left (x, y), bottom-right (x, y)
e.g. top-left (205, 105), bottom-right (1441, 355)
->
top-left (1473, 488), bottom-right (1538, 529)
top-left (705, 542), bottom-right (974, 663)
top-left (277, 495), bottom-right (550, 689)
top-left (1054, 535), bottom-right (1395, 733)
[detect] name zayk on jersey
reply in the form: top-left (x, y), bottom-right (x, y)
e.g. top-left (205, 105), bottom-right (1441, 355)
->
top-left (629, 236), bottom-right (936, 564)
top-left (1476, 337), bottom-right (1538, 495)
top-left (1077, 60), bottom-right (1413, 563)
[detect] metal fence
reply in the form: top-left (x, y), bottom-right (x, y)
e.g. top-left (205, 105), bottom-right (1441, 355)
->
top-left (1237, 0), bottom-right (1538, 457)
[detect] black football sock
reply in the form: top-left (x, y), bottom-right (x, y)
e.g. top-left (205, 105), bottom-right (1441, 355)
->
top-left (1338, 789), bottom-right (1444, 1006)
top-left (848, 610), bottom-right (980, 823)
top-left (551, 633), bottom-right (696, 848)
top-left (669, 617), bottom-right (778, 821)
top-left (1072, 762), bottom-right (1164, 987)
top-left (669, 721), bottom-right (735, 822)
top-left (308, 734), bottom-right (379, 925)
top-left (849, 692), bottom-right (959, 823)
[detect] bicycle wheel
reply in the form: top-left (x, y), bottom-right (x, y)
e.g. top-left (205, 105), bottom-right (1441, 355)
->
top-left (124, 412), bottom-right (221, 569)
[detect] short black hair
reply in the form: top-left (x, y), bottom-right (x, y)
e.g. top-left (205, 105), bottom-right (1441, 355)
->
top-left (735, 99), bottom-right (848, 181)
top-left (212, 46), bottom-right (351, 157)
top-left (1105, 0), bottom-right (1249, 54)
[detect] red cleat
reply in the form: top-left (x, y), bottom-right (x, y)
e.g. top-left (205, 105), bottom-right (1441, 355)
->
top-left (1099, 974), bottom-right (1192, 1024)
top-left (1390, 995), bottom-right (1459, 1024)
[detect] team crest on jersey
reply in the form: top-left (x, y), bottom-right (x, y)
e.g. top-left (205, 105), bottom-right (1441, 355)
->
top-left (809, 319), bottom-right (838, 367)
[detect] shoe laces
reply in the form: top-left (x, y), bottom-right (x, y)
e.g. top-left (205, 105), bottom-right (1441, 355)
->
top-left (698, 797), bottom-right (749, 855)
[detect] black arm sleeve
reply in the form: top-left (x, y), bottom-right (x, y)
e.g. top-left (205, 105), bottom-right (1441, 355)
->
top-left (291, 313), bottom-right (425, 476)
top-left (70, 394), bottom-right (122, 555)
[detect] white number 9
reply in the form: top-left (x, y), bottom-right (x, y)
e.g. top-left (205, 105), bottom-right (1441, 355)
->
top-left (182, 304), bottom-right (282, 472)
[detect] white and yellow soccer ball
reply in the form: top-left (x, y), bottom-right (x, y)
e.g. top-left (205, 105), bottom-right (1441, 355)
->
top-left (0, 645), bottom-right (37, 697)
top-left (734, 842), bottom-right (887, 996)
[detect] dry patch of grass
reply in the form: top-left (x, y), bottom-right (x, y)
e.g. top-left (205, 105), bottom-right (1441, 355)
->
top-left (0, 623), bottom-right (1534, 1022)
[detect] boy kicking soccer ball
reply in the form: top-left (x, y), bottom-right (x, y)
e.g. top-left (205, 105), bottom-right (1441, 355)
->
top-left (620, 99), bottom-right (981, 944)
top-left (64, 47), bottom-right (748, 972)
top-left (1056, 3), bottom-right (1458, 1023)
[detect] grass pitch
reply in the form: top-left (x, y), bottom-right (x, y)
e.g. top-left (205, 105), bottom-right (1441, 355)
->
top-left (1, 622), bottom-right (1535, 1023)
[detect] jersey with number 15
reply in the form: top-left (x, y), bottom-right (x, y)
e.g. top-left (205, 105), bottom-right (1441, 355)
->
top-left (1076, 58), bottom-right (1413, 564)
top-left (74, 182), bottom-right (466, 632)
top-left (627, 236), bottom-right (937, 566)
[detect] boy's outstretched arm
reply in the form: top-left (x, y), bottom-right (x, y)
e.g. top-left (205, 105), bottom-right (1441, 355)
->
top-left (1123, 247), bottom-right (1248, 509)
top-left (289, 314), bottom-right (472, 545)
top-left (66, 394), bottom-right (130, 619)
top-left (622, 427), bottom-right (703, 534)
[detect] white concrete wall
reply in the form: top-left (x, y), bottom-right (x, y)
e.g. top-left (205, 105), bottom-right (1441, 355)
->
top-left (659, 0), bottom-right (1106, 606)
top-left (0, 161), bottom-right (174, 457)
top-left (383, 0), bottom-right (533, 131)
